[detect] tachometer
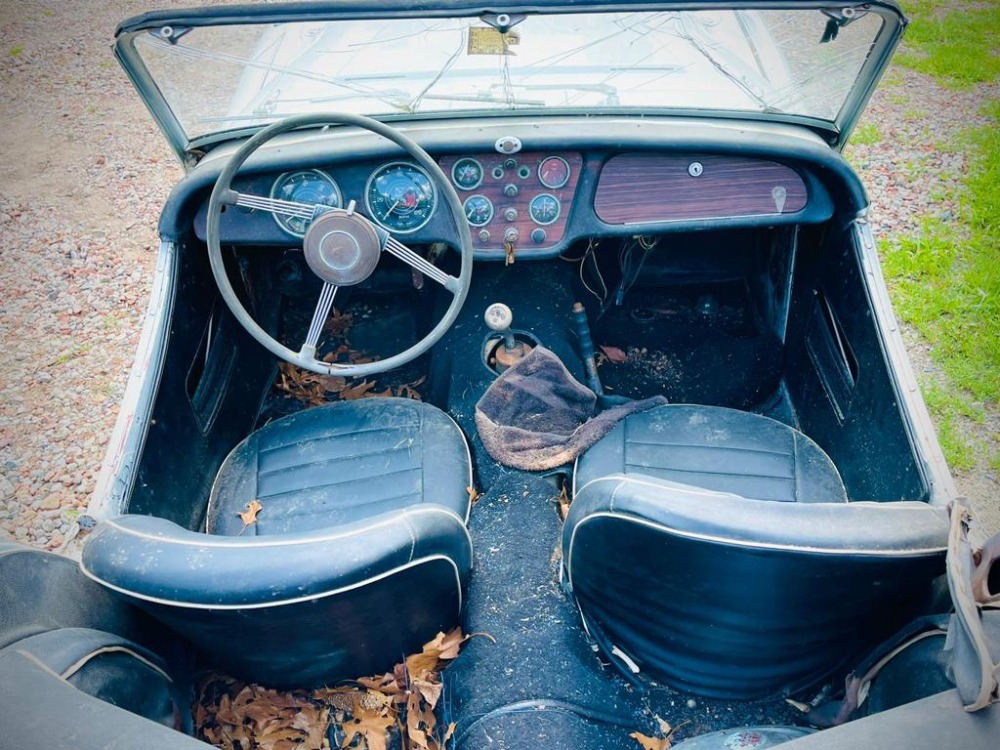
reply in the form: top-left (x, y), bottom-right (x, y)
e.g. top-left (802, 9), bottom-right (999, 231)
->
top-left (529, 193), bottom-right (561, 225)
top-left (463, 195), bottom-right (494, 227)
top-left (451, 157), bottom-right (484, 190)
top-left (269, 169), bottom-right (342, 237)
top-left (365, 162), bottom-right (437, 234)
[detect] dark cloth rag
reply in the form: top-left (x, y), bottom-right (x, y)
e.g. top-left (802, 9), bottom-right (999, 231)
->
top-left (475, 346), bottom-right (667, 471)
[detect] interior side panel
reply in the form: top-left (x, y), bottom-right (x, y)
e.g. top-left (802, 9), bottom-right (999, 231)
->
top-left (784, 226), bottom-right (926, 501)
top-left (128, 239), bottom-right (276, 529)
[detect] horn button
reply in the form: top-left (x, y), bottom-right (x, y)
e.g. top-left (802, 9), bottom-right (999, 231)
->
top-left (303, 209), bottom-right (382, 286)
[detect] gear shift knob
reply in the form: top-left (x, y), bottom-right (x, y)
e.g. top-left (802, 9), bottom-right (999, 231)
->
top-left (484, 303), bottom-right (514, 332)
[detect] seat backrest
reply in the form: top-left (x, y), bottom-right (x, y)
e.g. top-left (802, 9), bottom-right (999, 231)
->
top-left (562, 475), bottom-right (949, 699)
top-left (0, 542), bottom-right (189, 734)
top-left (81, 505), bottom-right (472, 688)
top-left (0, 541), bottom-right (148, 649)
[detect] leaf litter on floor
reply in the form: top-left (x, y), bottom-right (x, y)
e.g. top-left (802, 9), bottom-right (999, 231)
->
top-left (196, 627), bottom-right (480, 750)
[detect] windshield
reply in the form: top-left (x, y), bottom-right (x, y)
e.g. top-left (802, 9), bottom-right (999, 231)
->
top-left (129, 9), bottom-right (887, 143)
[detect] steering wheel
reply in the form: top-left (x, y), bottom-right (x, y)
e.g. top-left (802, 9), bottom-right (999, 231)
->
top-left (206, 113), bottom-right (473, 377)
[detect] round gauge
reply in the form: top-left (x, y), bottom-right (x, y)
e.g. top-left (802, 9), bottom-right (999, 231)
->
top-left (451, 157), bottom-right (484, 191)
top-left (365, 162), bottom-right (437, 234)
top-left (529, 193), bottom-right (561, 225)
top-left (538, 156), bottom-right (571, 189)
top-left (463, 195), bottom-right (494, 227)
top-left (269, 169), bottom-right (342, 237)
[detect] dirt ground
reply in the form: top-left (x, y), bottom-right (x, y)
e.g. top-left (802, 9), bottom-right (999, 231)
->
top-left (0, 1), bottom-right (996, 551)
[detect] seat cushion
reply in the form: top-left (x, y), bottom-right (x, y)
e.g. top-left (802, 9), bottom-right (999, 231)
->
top-left (207, 398), bottom-right (472, 536)
top-left (575, 404), bottom-right (847, 503)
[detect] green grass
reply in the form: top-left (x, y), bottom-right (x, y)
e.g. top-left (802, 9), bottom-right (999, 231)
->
top-left (875, 3), bottom-right (1000, 472)
top-left (880, 101), bottom-right (1000, 467)
top-left (851, 121), bottom-right (883, 146)
top-left (881, 108), bottom-right (1000, 406)
top-left (896, 1), bottom-right (1000, 88)
top-left (8, 45), bottom-right (23, 56)
top-left (920, 381), bottom-right (984, 471)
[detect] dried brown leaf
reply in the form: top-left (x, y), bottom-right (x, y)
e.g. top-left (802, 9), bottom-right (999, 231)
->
top-left (629, 717), bottom-right (685, 750)
top-left (237, 500), bottom-right (262, 532)
top-left (555, 485), bottom-right (570, 521)
top-left (631, 731), bottom-right (671, 750)
top-left (466, 486), bottom-right (481, 505)
top-left (340, 380), bottom-right (376, 400)
top-left (324, 308), bottom-right (354, 337)
top-left (340, 698), bottom-right (395, 750)
top-left (406, 628), bottom-right (465, 680)
top-left (412, 678), bottom-right (443, 709)
top-left (405, 688), bottom-right (436, 750)
top-left (599, 344), bottom-right (628, 363)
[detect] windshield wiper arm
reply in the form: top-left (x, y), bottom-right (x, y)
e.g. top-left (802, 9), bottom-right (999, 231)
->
top-left (421, 92), bottom-right (546, 107)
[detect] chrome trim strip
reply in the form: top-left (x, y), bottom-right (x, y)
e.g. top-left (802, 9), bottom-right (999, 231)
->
top-left (80, 553), bottom-right (463, 613)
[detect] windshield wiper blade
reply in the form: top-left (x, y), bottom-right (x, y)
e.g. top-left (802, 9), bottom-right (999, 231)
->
top-left (421, 92), bottom-right (546, 107)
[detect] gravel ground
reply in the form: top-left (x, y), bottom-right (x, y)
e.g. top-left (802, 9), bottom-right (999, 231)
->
top-left (0, 1), bottom-right (997, 553)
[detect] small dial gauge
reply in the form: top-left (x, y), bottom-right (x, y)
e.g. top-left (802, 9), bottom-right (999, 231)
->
top-left (463, 194), bottom-right (494, 227)
top-left (269, 169), bottom-right (342, 237)
top-left (451, 157), bottom-right (484, 190)
top-left (529, 193), bottom-right (561, 225)
top-left (538, 156), bottom-right (571, 189)
top-left (365, 162), bottom-right (437, 234)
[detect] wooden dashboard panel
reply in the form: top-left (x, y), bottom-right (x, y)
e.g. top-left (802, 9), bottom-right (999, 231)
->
top-left (594, 154), bottom-right (807, 225)
top-left (438, 152), bottom-right (583, 253)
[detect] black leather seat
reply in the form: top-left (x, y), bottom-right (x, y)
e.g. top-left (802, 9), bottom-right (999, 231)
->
top-left (0, 542), bottom-right (185, 732)
top-left (573, 404), bottom-right (848, 502)
top-left (83, 398), bottom-right (473, 687)
top-left (564, 404), bottom-right (949, 699)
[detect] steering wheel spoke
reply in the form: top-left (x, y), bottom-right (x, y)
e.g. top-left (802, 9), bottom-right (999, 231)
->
top-left (382, 235), bottom-right (460, 293)
top-left (299, 282), bottom-right (339, 361)
top-left (228, 190), bottom-right (319, 222)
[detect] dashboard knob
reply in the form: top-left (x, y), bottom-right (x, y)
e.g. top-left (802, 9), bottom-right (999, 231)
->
top-left (503, 183), bottom-right (519, 197)
top-left (478, 229), bottom-right (491, 243)
top-left (503, 227), bottom-right (520, 244)
top-left (503, 207), bottom-right (518, 221)
top-left (531, 228), bottom-right (547, 244)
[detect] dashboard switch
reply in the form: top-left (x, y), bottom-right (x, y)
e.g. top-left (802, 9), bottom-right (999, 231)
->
top-left (531, 228), bottom-right (546, 244)
top-left (478, 229), bottom-right (491, 243)
top-left (503, 183), bottom-right (519, 197)
top-left (503, 207), bottom-right (518, 221)
top-left (503, 227), bottom-right (520, 244)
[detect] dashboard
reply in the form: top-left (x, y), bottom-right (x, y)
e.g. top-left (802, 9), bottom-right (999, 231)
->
top-left (194, 139), bottom-right (832, 260)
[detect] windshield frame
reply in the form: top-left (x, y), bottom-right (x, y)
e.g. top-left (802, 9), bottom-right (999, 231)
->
top-left (114, 1), bottom-right (906, 162)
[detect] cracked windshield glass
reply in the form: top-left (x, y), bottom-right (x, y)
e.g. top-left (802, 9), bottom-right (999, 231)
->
top-left (132, 9), bottom-right (885, 142)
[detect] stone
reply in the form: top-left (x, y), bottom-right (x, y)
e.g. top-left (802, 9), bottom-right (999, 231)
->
top-left (38, 494), bottom-right (62, 511)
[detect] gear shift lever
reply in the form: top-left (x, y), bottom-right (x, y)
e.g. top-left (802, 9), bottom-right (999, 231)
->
top-left (485, 302), bottom-right (532, 370)
top-left (485, 303), bottom-right (516, 349)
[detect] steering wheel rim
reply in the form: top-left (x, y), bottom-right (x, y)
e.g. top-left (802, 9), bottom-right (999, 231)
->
top-left (206, 112), bottom-right (474, 377)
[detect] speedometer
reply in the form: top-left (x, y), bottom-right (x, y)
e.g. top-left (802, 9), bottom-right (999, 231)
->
top-left (364, 162), bottom-right (437, 234)
top-left (269, 169), bottom-right (342, 237)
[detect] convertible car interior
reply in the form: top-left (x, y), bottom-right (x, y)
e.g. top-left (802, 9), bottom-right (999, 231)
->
top-left (4, 3), bottom-right (999, 749)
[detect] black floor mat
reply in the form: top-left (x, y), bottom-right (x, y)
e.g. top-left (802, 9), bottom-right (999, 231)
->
top-left (435, 265), bottom-right (803, 748)
top-left (593, 283), bottom-right (783, 410)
